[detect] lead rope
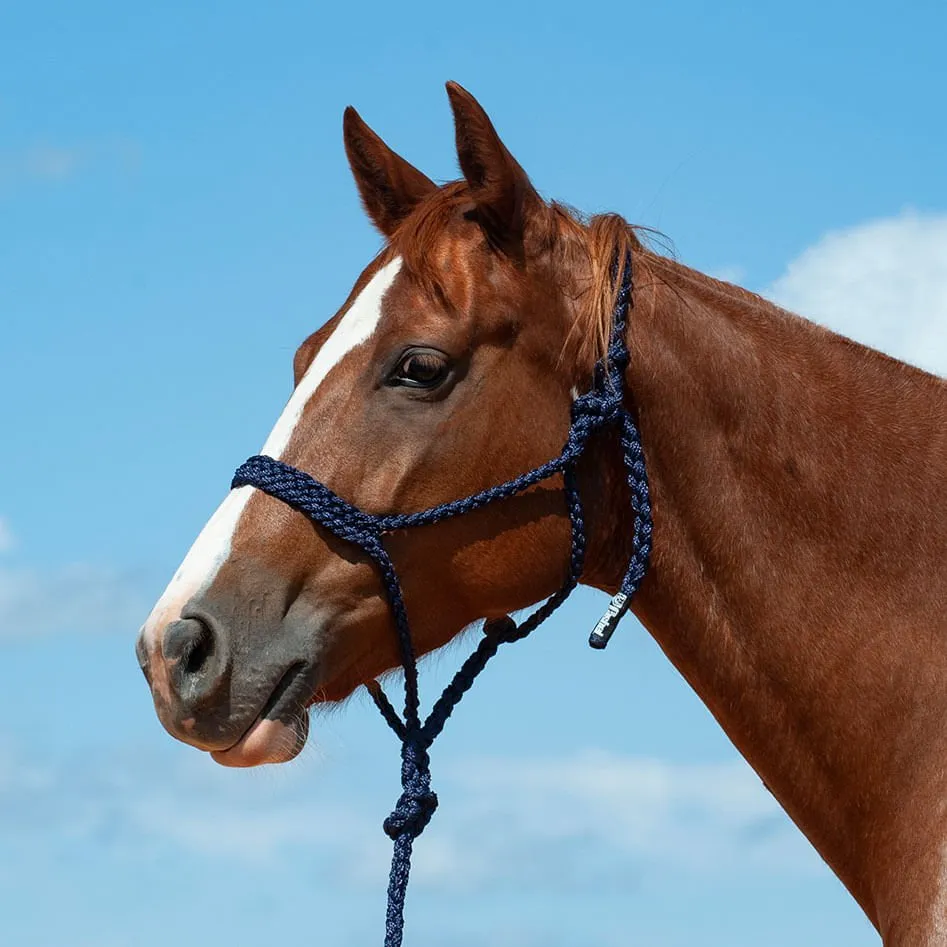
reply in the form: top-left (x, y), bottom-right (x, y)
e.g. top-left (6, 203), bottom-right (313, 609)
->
top-left (231, 250), bottom-right (652, 946)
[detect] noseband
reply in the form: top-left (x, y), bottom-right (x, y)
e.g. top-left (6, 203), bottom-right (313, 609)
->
top-left (231, 251), bottom-right (652, 946)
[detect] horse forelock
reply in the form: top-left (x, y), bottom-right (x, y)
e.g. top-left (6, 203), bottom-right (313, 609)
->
top-left (388, 181), bottom-right (652, 377)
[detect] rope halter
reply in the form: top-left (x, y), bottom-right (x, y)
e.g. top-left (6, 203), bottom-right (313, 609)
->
top-left (231, 250), bottom-right (652, 946)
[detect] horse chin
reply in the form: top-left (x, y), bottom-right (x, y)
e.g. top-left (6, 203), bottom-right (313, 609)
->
top-left (210, 661), bottom-right (316, 767)
top-left (211, 712), bottom-right (310, 767)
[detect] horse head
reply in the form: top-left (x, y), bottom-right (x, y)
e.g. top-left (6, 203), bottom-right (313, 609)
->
top-left (136, 83), bottom-right (638, 766)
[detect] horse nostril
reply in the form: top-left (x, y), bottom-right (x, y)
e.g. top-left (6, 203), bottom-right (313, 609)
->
top-left (162, 616), bottom-right (225, 704)
top-left (183, 625), bottom-right (213, 676)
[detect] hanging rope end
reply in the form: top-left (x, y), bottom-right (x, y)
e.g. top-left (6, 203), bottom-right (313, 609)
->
top-left (588, 592), bottom-right (630, 649)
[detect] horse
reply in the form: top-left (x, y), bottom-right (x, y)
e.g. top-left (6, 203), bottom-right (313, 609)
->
top-left (136, 82), bottom-right (947, 944)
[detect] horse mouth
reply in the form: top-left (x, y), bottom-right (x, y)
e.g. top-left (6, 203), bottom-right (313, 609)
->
top-left (211, 662), bottom-right (314, 767)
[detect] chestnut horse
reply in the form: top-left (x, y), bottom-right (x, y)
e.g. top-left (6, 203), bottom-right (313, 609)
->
top-left (136, 83), bottom-right (947, 944)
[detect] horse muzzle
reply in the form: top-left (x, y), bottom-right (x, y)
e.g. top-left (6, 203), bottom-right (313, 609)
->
top-left (135, 601), bottom-right (320, 766)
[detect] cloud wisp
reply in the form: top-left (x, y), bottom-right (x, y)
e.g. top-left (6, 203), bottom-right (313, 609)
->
top-left (0, 518), bottom-right (150, 640)
top-left (408, 750), bottom-right (817, 891)
top-left (0, 736), bottom-right (825, 894)
top-left (0, 139), bottom-right (140, 192)
top-left (0, 518), bottom-right (13, 555)
top-left (0, 561), bottom-right (150, 641)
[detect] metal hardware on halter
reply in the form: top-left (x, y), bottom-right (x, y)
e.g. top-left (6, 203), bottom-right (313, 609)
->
top-left (230, 249), bottom-right (651, 947)
top-left (589, 591), bottom-right (631, 649)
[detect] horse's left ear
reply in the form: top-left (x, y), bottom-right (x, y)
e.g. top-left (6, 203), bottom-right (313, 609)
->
top-left (344, 106), bottom-right (437, 237)
top-left (445, 81), bottom-right (540, 257)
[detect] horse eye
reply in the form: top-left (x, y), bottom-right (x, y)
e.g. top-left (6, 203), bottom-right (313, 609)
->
top-left (389, 349), bottom-right (450, 389)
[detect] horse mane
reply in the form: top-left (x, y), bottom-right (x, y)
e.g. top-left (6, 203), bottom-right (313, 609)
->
top-left (548, 205), bottom-right (649, 371)
top-left (389, 182), bottom-right (656, 372)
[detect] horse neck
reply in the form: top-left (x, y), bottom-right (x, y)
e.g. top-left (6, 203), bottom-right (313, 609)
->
top-left (583, 251), bottom-right (947, 926)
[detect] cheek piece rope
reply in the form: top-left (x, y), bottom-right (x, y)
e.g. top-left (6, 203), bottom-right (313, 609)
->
top-left (231, 251), bottom-right (652, 947)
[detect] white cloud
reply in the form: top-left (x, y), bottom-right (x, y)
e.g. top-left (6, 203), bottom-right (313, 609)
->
top-left (0, 515), bottom-right (150, 640)
top-left (765, 210), bottom-right (947, 378)
top-left (0, 738), bottom-right (823, 892)
top-left (0, 561), bottom-right (148, 640)
top-left (709, 264), bottom-right (747, 285)
top-left (405, 750), bottom-right (816, 890)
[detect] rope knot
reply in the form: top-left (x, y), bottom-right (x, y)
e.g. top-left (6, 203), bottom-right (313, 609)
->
top-left (572, 390), bottom-right (623, 428)
top-left (383, 741), bottom-right (439, 840)
top-left (383, 787), bottom-right (439, 840)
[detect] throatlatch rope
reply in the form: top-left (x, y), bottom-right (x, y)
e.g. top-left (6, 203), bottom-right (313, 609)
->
top-left (231, 251), bottom-right (652, 947)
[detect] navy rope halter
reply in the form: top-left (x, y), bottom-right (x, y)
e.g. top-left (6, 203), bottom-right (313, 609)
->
top-left (231, 250), bottom-right (652, 946)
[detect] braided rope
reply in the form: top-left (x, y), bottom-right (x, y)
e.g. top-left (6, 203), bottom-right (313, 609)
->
top-left (230, 250), bottom-right (651, 946)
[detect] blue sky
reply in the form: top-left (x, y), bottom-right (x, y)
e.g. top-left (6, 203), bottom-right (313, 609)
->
top-left (2, 0), bottom-right (945, 943)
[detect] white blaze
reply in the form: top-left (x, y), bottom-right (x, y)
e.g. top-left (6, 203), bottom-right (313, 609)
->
top-left (140, 257), bottom-right (402, 647)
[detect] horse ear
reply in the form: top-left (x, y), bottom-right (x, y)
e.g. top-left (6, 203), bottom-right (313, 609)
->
top-left (343, 106), bottom-right (437, 238)
top-left (445, 81), bottom-right (540, 256)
